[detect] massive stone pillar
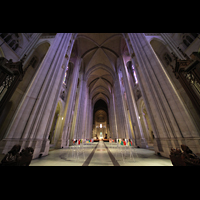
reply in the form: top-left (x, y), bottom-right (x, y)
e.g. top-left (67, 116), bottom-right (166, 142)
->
top-left (108, 92), bottom-right (117, 139)
top-left (0, 33), bottom-right (74, 158)
top-left (111, 92), bottom-right (118, 139)
top-left (86, 98), bottom-right (93, 139)
top-left (83, 85), bottom-right (90, 138)
top-left (76, 74), bottom-right (88, 139)
top-left (127, 33), bottom-right (200, 157)
top-left (70, 64), bottom-right (88, 140)
top-left (112, 66), bottom-right (129, 139)
top-left (116, 69), bottom-right (132, 140)
top-left (61, 57), bottom-right (81, 147)
top-left (69, 71), bottom-right (82, 140)
top-left (119, 56), bottom-right (148, 148)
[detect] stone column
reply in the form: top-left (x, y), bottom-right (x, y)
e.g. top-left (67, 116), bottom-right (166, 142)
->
top-left (0, 33), bottom-right (73, 158)
top-left (84, 87), bottom-right (90, 138)
top-left (116, 68), bottom-right (132, 140)
top-left (78, 80), bottom-right (88, 139)
top-left (72, 66), bottom-right (87, 140)
top-left (86, 98), bottom-right (93, 139)
top-left (70, 70), bottom-right (83, 140)
top-left (61, 57), bottom-right (82, 147)
top-left (111, 92), bottom-right (118, 139)
top-left (108, 105), bottom-right (112, 138)
top-left (108, 92), bottom-right (117, 139)
top-left (112, 71), bottom-right (128, 139)
top-left (119, 56), bottom-right (147, 148)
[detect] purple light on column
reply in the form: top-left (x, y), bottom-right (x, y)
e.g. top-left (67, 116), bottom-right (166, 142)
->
top-left (134, 71), bottom-right (138, 84)
top-left (132, 65), bottom-right (138, 84)
top-left (63, 66), bottom-right (69, 84)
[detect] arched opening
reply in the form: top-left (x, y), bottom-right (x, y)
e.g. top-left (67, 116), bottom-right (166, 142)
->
top-left (182, 34), bottom-right (196, 48)
top-left (92, 99), bottom-right (109, 141)
top-left (0, 33), bottom-right (21, 51)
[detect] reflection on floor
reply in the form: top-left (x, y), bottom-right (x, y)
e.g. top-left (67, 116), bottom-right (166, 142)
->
top-left (30, 141), bottom-right (172, 166)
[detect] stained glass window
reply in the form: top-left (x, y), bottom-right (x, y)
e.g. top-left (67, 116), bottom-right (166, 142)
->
top-left (132, 65), bottom-right (138, 84)
top-left (63, 66), bottom-right (69, 84)
top-left (134, 71), bottom-right (138, 84)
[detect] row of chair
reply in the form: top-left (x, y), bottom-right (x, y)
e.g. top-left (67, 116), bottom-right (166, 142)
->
top-left (65, 138), bottom-right (138, 163)
top-left (106, 138), bottom-right (138, 163)
top-left (66, 139), bottom-right (96, 161)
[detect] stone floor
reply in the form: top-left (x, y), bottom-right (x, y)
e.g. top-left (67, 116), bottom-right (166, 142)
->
top-left (30, 141), bottom-right (172, 166)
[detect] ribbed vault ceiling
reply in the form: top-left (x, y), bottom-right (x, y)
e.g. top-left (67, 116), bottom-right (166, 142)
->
top-left (76, 33), bottom-right (125, 106)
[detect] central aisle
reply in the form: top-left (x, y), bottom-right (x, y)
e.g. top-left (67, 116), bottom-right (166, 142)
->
top-left (88, 141), bottom-right (116, 166)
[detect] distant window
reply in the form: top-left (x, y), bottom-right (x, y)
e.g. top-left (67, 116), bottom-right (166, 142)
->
top-left (132, 65), bottom-right (138, 84)
top-left (0, 33), bottom-right (19, 51)
top-left (63, 66), bottom-right (69, 84)
top-left (182, 33), bottom-right (196, 48)
top-left (134, 71), bottom-right (138, 84)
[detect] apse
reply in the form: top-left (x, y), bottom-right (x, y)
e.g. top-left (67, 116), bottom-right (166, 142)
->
top-left (93, 99), bottom-right (108, 124)
top-left (92, 99), bottom-right (110, 140)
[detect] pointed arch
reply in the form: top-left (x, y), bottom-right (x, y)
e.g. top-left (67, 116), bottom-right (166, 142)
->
top-left (92, 96), bottom-right (109, 110)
